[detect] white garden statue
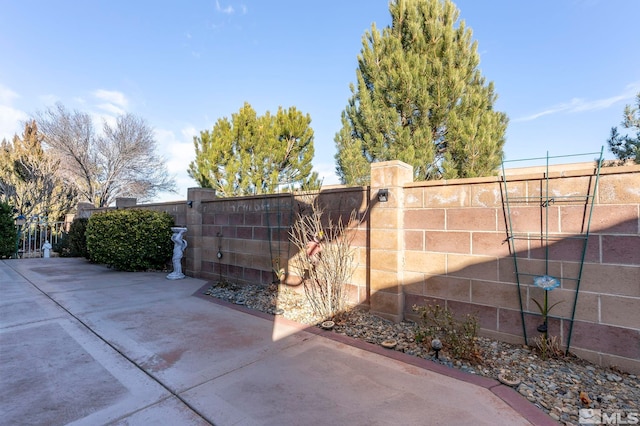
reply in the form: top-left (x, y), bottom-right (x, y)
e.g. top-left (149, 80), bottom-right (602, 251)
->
top-left (42, 240), bottom-right (52, 258)
top-left (167, 227), bottom-right (188, 280)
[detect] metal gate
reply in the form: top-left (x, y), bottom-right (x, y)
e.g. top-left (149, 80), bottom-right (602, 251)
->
top-left (16, 220), bottom-right (65, 258)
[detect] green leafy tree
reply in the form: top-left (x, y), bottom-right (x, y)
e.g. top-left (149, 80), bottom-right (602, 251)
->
top-left (0, 201), bottom-right (17, 258)
top-left (335, 0), bottom-right (508, 184)
top-left (0, 121), bottom-right (76, 221)
top-left (188, 102), bottom-right (320, 197)
top-left (607, 93), bottom-right (639, 164)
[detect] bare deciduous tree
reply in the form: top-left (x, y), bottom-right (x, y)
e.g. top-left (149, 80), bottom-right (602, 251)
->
top-left (36, 103), bottom-right (176, 207)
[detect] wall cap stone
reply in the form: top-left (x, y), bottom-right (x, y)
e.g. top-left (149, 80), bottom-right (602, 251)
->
top-left (404, 164), bottom-right (640, 189)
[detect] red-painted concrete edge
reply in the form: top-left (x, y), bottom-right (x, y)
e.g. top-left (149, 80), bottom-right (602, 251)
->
top-left (491, 384), bottom-right (559, 426)
top-left (193, 283), bottom-right (559, 426)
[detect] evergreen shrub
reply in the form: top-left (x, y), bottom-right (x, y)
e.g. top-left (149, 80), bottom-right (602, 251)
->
top-left (86, 209), bottom-right (174, 271)
top-left (0, 202), bottom-right (17, 258)
top-left (54, 218), bottom-right (90, 258)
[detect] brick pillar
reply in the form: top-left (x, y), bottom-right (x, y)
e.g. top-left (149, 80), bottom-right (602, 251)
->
top-left (369, 160), bottom-right (413, 322)
top-left (186, 187), bottom-right (217, 278)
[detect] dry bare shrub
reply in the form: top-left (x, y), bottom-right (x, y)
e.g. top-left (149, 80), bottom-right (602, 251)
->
top-left (413, 303), bottom-right (481, 362)
top-left (289, 194), bottom-right (362, 319)
top-left (532, 334), bottom-right (564, 360)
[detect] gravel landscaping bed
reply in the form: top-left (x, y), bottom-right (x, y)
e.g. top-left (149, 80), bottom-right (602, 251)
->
top-left (204, 281), bottom-right (639, 426)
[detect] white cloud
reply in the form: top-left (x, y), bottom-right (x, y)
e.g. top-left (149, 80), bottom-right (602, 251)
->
top-left (515, 81), bottom-right (640, 122)
top-left (0, 84), bottom-right (19, 104)
top-left (0, 105), bottom-right (28, 141)
top-left (313, 162), bottom-right (341, 186)
top-left (93, 89), bottom-right (128, 108)
top-left (154, 127), bottom-right (198, 200)
top-left (181, 125), bottom-right (198, 141)
top-left (90, 89), bottom-right (129, 127)
top-left (0, 84), bottom-right (28, 141)
top-left (215, 0), bottom-right (234, 14)
top-left (155, 128), bottom-right (196, 171)
top-left (89, 111), bottom-right (118, 133)
top-left (96, 102), bottom-right (126, 116)
top-left (38, 94), bottom-right (59, 105)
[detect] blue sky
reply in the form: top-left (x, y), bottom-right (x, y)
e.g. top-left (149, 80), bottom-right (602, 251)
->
top-left (1, 0), bottom-right (638, 202)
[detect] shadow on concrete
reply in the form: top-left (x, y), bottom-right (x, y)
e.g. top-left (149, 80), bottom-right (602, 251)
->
top-left (0, 258), bottom-right (550, 425)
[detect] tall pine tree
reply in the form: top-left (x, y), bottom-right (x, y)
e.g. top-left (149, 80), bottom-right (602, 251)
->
top-left (335, 0), bottom-right (508, 184)
top-left (607, 92), bottom-right (639, 164)
top-left (188, 102), bottom-right (320, 197)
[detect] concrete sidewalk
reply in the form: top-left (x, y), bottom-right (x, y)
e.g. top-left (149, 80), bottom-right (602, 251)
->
top-left (0, 258), bottom-right (556, 425)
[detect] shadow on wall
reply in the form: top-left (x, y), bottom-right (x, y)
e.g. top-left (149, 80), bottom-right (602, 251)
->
top-left (195, 187), bottom-right (639, 373)
top-left (193, 178), bottom-right (639, 374)
top-left (401, 216), bottom-right (640, 374)
top-left (198, 186), bottom-right (372, 303)
top-left (74, 169), bottom-right (639, 374)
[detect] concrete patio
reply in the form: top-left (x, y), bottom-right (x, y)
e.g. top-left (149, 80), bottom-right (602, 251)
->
top-left (0, 258), bottom-right (556, 425)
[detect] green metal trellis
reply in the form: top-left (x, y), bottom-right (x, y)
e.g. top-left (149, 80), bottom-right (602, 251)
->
top-left (265, 194), bottom-right (294, 283)
top-left (500, 147), bottom-right (603, 354)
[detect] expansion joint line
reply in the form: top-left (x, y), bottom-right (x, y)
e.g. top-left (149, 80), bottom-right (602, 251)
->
top-left (10, 265), bottom-right (214, 426)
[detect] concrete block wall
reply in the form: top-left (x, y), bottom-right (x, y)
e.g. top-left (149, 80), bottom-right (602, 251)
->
top-left (75, 163), bottom-right (639, 373)
top-left (189, 187), bottom-right (370, 306)
top-left (197, 193), bottom-right (294, 286)
top-left (400, 164), bottom-right (640, 373)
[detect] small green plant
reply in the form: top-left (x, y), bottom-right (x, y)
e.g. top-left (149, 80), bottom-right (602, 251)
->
top-left (86, 209), bottom-right (174, 271)
top-left (54, 218), bottom-right (90, 258)
top-left (272, 257), bottom-right (286, 283)
top-left (413, 303), bottom-right (481, 362)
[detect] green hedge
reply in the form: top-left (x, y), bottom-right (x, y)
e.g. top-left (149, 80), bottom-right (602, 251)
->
top-left (0, 202), bottom-right (17, 259)
top-left (86, 209), bottom-right (174, 271)
top-left (54, 218), bottom-right (90, 258)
